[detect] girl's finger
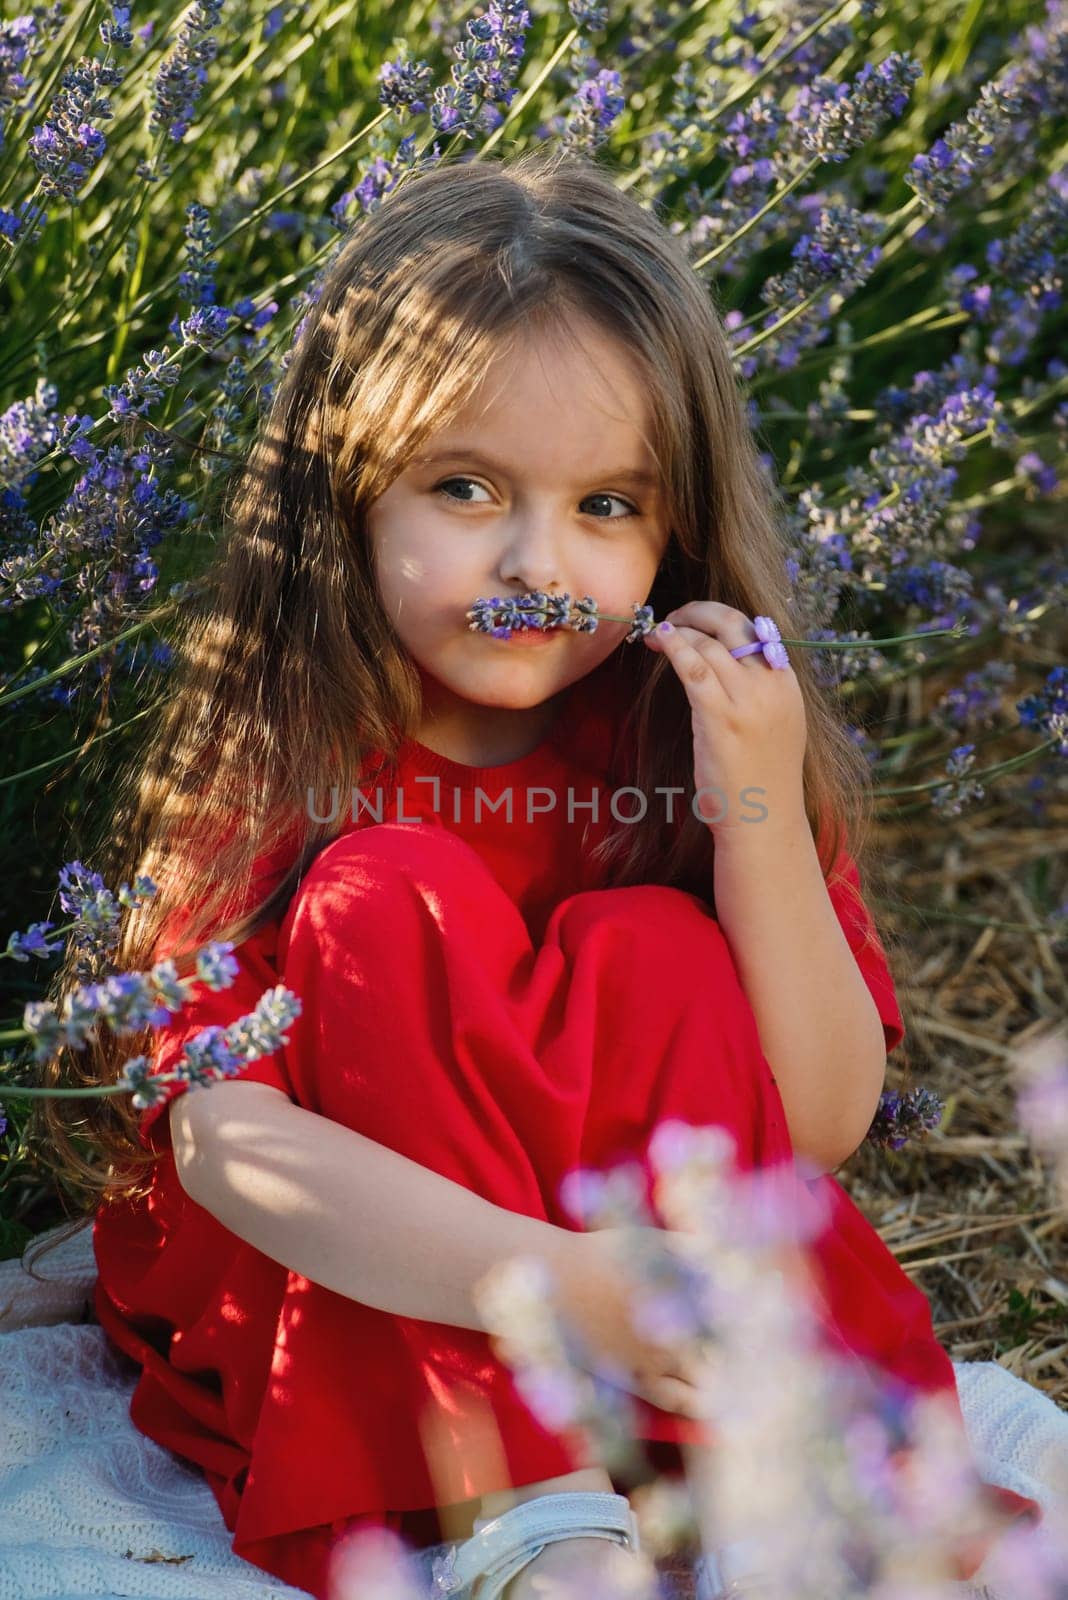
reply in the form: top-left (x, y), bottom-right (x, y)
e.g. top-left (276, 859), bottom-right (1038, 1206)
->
top-left (664, 602), bottom-right (766, 664)
top-left (646, 622), bottom-right (742, 708)
top-left (646, 1374), bottom-right (707, 1419)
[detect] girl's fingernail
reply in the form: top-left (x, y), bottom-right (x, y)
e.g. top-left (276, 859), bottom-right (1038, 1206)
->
top-left (659, 620), bottom-right (674, 633)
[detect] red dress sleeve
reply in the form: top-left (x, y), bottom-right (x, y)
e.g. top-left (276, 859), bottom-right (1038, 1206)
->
top-left (824, 846), bottom-right (905, 1057)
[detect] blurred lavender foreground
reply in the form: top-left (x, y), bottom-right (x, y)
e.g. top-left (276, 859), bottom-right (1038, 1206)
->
top-left (1, 0), bottom-right (1067, 1596)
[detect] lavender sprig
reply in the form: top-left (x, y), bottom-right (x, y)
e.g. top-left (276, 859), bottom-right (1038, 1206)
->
top-left (466, 589), bottom-right (968, 651)
top-left (117, 983), bottom-right (303, 1111)
top-left (865, 1086), bottom-right (944, 1151)
top-left (466, 589), bottom-right (646, 640)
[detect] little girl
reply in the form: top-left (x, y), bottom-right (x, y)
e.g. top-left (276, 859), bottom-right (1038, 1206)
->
top-left (85, 149), bottom-right (1040, 1599)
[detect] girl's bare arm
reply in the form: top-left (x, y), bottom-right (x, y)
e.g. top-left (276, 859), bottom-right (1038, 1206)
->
top-left (171, 1080), bottom-right (704, 1416)
top-left (169, 1080), bottom-right (575, 1332)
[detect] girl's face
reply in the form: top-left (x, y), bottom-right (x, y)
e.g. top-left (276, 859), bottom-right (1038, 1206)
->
top-left (366, 315), bottom-right (672, 767)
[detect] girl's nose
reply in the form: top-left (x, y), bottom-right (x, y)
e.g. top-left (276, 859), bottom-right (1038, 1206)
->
top-left (496, 513), bottom-right (567, 595)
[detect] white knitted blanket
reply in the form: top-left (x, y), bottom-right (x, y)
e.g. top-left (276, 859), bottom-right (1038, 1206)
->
top-left (1, 1221), bottom-right (1066, 1600)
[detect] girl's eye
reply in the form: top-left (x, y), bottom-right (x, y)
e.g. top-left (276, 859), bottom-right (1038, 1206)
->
top-left (433, 478), bottom-right (639, 520)
top-left (581, 492), bottom-right (640, 521)
top-left (434, 477), bottom-right (493, 506)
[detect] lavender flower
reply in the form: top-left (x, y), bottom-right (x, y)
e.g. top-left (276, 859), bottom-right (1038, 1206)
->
top-left (1, 15), bottom-right (37, 116)
top-left (330, 133), bottom-right (437, 228)
top-left (906, 72), bottom-right (1026, 210)
top-left (0, 380), bottom-right (63, 526)
top-left (176, 200), bottom-right (218, 307)
top-left (761, 204), bottom-right (884, 311)
top-left (465, 589), bottom-right (629, 638)
top-left (987, 165), bottom-right (1068, 307)
top-left (103, 347), bottom-right (184, 420)
top-left (20, 931), bottom-right (233, 1064)
top-left (5, 922), bottom-right (64, 962)
top-left (1, 7), bottom-right (65, 127)
top-left (57, 860), bottom-right (125, 954)
top-left (933, 661), bottom-right (1018, 733)
top-left (786, 385), bottom-right (1010, 609)
top-left (0, 198), bottom-right (48, 244)
top-left (558, 66), bottom-right (626, 155)
top-left (99, 4), bottom-right (133, 51)
top-left (1015, 450), bottom-right (1061, 497)
top-left (1, 406), bottom-right (190, 698)
top-left (28, 57), bottom-right (124, 203)
top-left (377, 49), bottom-right (434, 117)
top-left (567, 0), bottom-right (608, 29)
top-left (931, 742), bottom-right (986, 816)
top-left (865, 1087), bottom-right (944, 1152)
top-left (143, 0), bottom-right (225, 180)
top-left (428, 0), bottom-right (532, 142)
top-left (1017, 666), bottom-right (1068, 756)
top-left (117, 983), bottom-right (303, 1109)
top-left (792, 54), bottom-right (923, 164)
top-left (262, 6), bottom-right (286, 41)
top-left (4, 864), bottom-right (154, 971)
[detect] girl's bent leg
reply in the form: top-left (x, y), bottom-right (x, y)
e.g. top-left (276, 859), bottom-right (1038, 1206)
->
top-left (537, 881), bottom-right (794, 1193)
top-left (248, 826), bottom-right (620, 1556)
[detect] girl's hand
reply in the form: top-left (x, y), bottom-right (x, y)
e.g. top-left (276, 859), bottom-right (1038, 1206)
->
top-left (548, 1225), bottom-right (709, 1420)
top-left (643, 601), bottom-right (809, 836)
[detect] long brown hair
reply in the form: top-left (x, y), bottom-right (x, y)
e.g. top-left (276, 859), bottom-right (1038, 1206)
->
top-left (31, 146), bottom-right (905, 1234)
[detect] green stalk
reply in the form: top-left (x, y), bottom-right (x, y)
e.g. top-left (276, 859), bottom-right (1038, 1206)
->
top-left (837, 600), bottom-right (1052, 700)
top-left (509, 604), bottom-right (968, 653)
top-left (105, 209), bottom-right (152, 388)
top-left (0, 598), bottom-right (181, 712)
top-left (2, 124), bottom-right (171, 381)
top-left (875, 721), bottom-right (1015, 777)
top-left (0, 695), bottom-right (170, 789)
top-left (928, 0), bottom-right (988, 94)
top-left (0, 1081), bottom-right (139, 1098)
top-left (878, 900), bottom-right (1053, 934)
top-left (692, 157), bottom-right (822, 272)
top-left (881, 740), bottom-right (1059, 820)
top-left (731, 193), bottom-right (925, 351)
top-left (874, 735), bottom-right (1059, 798)
top-left (749, 306), bottom-right (967, 394)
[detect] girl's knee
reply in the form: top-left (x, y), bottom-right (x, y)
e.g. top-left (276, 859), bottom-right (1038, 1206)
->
top-left (279, 822), bottom-right (505, 964)
top-left (296, 823), bottom-right (479, 910)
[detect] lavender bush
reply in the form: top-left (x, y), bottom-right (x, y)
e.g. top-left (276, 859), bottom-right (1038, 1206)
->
top-left (0, 0), bottom-right (1066, 1589)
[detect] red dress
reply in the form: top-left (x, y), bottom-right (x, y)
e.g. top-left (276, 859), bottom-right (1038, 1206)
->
top-left (93, 662), bottom-right (1041, 1597)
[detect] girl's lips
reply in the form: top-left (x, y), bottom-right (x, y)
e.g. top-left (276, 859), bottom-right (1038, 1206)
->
top-left (490, 627), bottom-right (563, 644)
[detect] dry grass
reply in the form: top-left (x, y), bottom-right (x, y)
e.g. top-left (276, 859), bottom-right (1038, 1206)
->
top-left (841, 797), bottom-right (1068, 1410)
